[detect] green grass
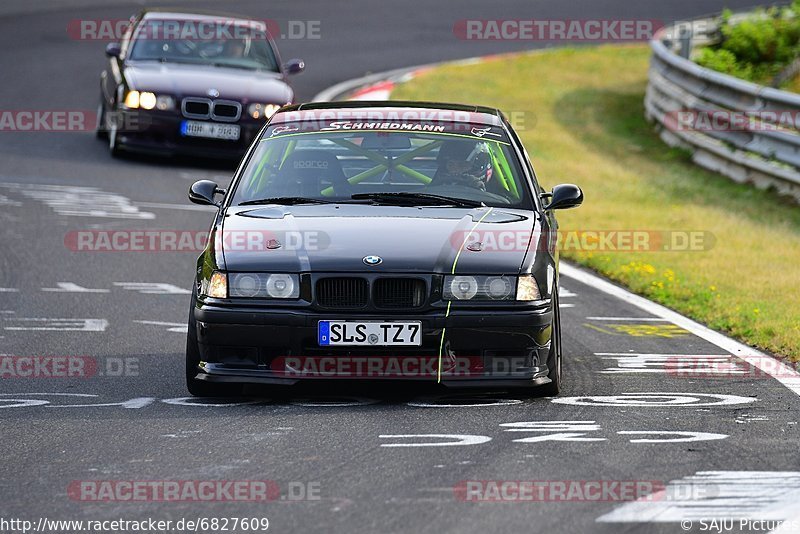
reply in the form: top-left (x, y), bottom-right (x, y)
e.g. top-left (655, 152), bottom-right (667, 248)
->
top-left (391, 45), bottom-right (800, 360)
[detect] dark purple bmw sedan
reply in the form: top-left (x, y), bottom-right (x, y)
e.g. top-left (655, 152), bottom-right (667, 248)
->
top-left (96, 9), bottom-right (304, 159)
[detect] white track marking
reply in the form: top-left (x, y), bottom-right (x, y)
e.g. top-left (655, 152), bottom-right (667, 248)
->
top-left (617, 431), bottom-right (728, 443)
top-left (553, 393), bottom-right (757, 407)
top-left (0, 194), bottom-right (21, 206)
top-left (501, 420), bottom-right (606, 442)
top-left (501, 421), bottom-right (601, 432)
top-left (596, 353), bottom-right (729, 356)
top-left (559, 286), bottom-right (577, 297)
top-left (586, 316), bottom-right (669, 322)
top-left (48, 398), bottom-right (155, 409)
top-left (771, 512), bottom-right (800, 532)
top-left (42, 282), bottom-right (109, 293)
top-left (0, 399), bottom-right (50, 408)
top-left (379, 434), bottom-right (492, 447)
top-left (114, 282), bottom-right (191, 295)
top-left (560, 263), bottom-right (800, 398)
top-left (0, 182), bottom-right (155, 219)
top-left (0, 393), bottom-right (98, 397)
top-left (134, 320), bottom-right (187, 333)
top-left (595, 353), bottom-right (741, 374)
top-left (290, 398), bottom-right (379, 407)
top-left (597, 471), bottom-right (800, 523)
top-left (560, 303), bottom-right (575, 308)
top-left (160, 397), bottom-right (263, 407)
top-left (408, 398), bottom-right (524, 408)
top-left (510, 433), bottom-right (606, 443)
top-left (0, 288), bottom-right (19, 292)
top-left (735, 414), bottom-right (770, 424)
top-left (3, 318), bottom-right (108, 331)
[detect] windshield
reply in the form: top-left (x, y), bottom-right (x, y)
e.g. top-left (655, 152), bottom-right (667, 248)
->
top-left (231, 120), bottom-right (533, 209)
top-left (127, 20), bottom-right (279, 72)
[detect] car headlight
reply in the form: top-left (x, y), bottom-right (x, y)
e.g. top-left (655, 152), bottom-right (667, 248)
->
top-left (516, 275), bottom-right (542, 301)
top-left (206, 271), bottom-right (228, 298)
top-left (122, 91), bottom-right (174, 110)
top-left (156, 95), bottom-right (175, 110)
top-left (247, 103), bottom-right (281, 119)
top-left (443, 275), bottom-right (516, 301)
top-left (138, 92), bottom-right (157, 110)
top-left (123, 90), bottom-right (141, 109)
top-left (229, 273), bottom-right (299, 299)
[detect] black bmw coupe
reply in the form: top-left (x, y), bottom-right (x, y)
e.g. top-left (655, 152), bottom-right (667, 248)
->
top-left (185, 101), bottom-right (583, 396)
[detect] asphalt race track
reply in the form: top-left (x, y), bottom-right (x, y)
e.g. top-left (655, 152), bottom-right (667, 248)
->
top-left (2, 1), bottom-right (799, 533)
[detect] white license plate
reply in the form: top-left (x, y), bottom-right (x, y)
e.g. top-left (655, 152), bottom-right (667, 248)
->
top-left (318, 321), bottom-right (422, 346)
top-left (181, 120), bottom-right (240, 140)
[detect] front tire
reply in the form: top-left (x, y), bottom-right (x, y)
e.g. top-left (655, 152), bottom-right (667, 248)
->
top-left (108, 119), bottom-right (122, 158)
top-left (95, 100), bottom-right (108, 139)
top-left (537, 291), bottom-right (563, 396)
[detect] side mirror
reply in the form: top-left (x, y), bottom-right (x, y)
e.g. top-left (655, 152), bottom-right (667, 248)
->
top-left (284, 58), bottom-right (305, 75)
top-left (189, 180), bottom-right (224, 206)
top-left (543, 183), bottom-right (583, 210)
top-left (105, 42), bottom-right (122, 59)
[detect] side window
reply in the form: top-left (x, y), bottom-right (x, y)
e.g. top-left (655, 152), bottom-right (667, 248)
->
top-left (503, 118), bottom-right (541, 198)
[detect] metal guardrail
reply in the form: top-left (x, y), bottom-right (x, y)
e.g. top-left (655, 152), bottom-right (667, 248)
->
top-left (645, 19), bottom-right (800, 201)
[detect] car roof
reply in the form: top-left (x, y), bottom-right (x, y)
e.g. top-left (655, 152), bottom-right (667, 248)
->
top-left (275, 101), bottom-right (505, 126)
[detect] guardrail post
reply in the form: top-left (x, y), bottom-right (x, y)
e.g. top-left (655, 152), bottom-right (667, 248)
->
top-left (677, 26), bottom-right (692, 60)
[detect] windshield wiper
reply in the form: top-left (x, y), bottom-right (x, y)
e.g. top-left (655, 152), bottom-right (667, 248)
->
top-left (238, 196), bottom-right (334, 206)
top-left (211, 62), bottom-right (259, 71)
top-left (351, 192), bottom-right (485, 208)
top-left (157, 57), bottom-right (201, 64)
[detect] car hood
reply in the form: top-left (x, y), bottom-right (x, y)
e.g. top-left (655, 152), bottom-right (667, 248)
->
top-left (218, 204), bottom-right (540, 273)
top-left (124, 61), bottom-right (293, 103)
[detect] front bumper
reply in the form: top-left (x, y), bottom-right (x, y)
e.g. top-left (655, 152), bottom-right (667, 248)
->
top-left (192, 303), bottom-right (554, 387)
top-left (114, 110), bottom-right (263, 159)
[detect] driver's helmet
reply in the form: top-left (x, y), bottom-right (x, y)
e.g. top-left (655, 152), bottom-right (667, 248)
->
top-left (436, 140), bottom-right (492, 184)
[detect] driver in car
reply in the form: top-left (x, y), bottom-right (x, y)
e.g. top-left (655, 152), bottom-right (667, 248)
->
top-left (433, 140), bottom-right (491, 191)
top-left (222, 38), bottom-right (247, 59)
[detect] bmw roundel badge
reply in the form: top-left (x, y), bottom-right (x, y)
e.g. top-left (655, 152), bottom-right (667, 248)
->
top-left (363, 255), bottom-right (382, 266)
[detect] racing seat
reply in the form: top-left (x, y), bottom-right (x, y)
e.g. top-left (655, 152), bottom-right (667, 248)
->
top-left (275, 150), bottom-right (352, 197)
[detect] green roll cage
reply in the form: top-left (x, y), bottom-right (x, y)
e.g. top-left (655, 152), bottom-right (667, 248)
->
top-left (244, 130), bottom-right (521, 200)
